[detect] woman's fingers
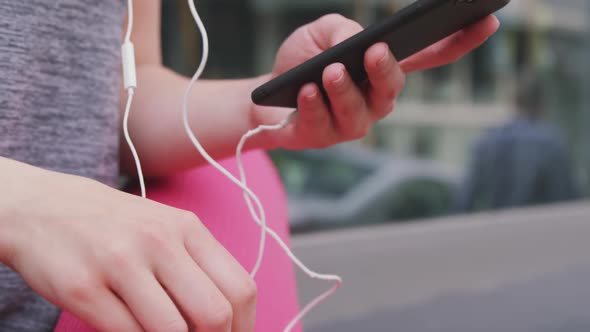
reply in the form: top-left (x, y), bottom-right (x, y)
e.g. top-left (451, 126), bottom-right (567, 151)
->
top-left (156, 251), bottom-right (238, 332)
top-left (323, 63), bottom-right (371, 140)
top-left (364, 43), bottom-right (406, 120)
top-left (60, 284), bottom-right (143, 332)
top-left (109, 266), bottom-right (189, 332)
top-left (401, 15), bottom-right (500, 73)
top-left (294, 83), bottom-right (338, 148)
top-left (183, 220), bottom-right (257, 332)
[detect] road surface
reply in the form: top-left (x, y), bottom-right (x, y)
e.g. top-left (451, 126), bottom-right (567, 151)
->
top-left (291, 202), bottom-right (590, 332)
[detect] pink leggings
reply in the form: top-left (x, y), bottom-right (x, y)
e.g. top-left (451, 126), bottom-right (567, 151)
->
top-left (54, 151), bottom-right (301, 332)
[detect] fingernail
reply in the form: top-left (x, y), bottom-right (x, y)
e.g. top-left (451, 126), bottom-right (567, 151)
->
top-left (329, 65), bottom-right (345, 85)
top-left (303, 84), bottom-right (318, 100)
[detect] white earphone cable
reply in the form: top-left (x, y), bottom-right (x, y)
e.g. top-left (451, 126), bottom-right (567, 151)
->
top-left (236, 125), bottom-right (343, 331)
top-left (184, 1), bottom-right (342, 330)
top-left (182, 1), bottom-right (268, 277)
top-left (122, 89), bottom-right (146, 198)
top-left (124, 0), bottom-right (133, 43)
top-left (123, 0), bottom-right (342, 328)
top-left (122, 0), bottom-right (146, 198)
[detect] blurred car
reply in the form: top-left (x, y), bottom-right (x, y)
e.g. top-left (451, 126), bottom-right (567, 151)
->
top-left (271, 146), bottom-right (461, 232)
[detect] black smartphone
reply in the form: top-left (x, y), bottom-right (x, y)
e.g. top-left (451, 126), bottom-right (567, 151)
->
top-left (251, 0), bottom-right (510, 108)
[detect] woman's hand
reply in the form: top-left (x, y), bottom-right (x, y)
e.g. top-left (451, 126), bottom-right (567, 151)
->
top-left (0, 158), bottom-right (256, 332)
top-left (251, 14), bottom-right (500, 150)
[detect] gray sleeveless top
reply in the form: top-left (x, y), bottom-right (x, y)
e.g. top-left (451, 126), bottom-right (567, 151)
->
top-left (0, 1), bottom-right (126, 330)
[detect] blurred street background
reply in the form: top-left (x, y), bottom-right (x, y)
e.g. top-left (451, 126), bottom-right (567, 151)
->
top-left (160, 0), bottom-right (590, 330)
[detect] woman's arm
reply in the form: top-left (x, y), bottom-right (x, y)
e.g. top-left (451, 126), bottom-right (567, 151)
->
top-left (121, 66), bottom-right (270, 176)
top-left (120, 0), bottom-right (269, 176)
top-left (0, 155), bottom-right (257, 331)
top-left (121, 1), bottom-right (500, 176)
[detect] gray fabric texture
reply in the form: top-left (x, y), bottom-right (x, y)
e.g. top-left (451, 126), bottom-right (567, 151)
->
top-left (0, 1), bottom-right (126, 330)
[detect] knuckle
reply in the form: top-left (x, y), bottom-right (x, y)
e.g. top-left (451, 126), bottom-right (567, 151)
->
top-left (203, 299), bottom-right (233, 330)
top-left (138, 226), bottom-right (170, 251)
top-left (103, 244), bottom-right (134, 272)
top-left (233, 277), bottom-right (258, 308)
top-left (178, 210), bottom-right (199, 224)
top-left (62, 277), bottom-right (97, 304)
top-left (176, 210), bottom-right (203, 232)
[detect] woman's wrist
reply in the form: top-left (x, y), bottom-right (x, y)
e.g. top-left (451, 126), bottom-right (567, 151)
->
top-left (0, 158), bottom-right (53, 268)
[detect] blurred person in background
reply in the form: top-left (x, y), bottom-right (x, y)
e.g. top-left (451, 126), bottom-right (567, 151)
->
top-left (457, 72), bottom-right (578, 212)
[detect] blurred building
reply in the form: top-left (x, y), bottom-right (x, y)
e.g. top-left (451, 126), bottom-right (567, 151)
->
top-left (162, 0), bottom-right (590, 194)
